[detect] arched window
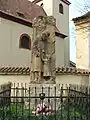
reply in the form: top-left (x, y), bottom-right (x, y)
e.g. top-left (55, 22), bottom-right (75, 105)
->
top-left (59, 3), bottom-right (63, 14)
top-left (19, 34), bottom-right (31, 50)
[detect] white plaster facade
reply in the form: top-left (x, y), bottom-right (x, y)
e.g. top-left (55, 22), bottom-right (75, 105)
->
top-left (74, 19), bottom-right (90, 69)
top-left (0, 74), bottom-right (88, 86)
top-left (55, 36), bottom-right (65, 67)
top-left (53, 0), bottom-right (70, 66)
top-left (0, 17), bottom-right (33, 67)
top-left (56, 74), bottom-right (89, 86)
top-left (0, 75), bottom-right (30, 85)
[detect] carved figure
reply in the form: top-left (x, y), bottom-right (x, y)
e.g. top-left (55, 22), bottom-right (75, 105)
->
top-left (30, 16), bottom-right (56, 84)
top-left (31, 36), bottom-right (41, 82)
top-left (31, 30), bottom-right (50, 82)
top-left (42, 54), bottom-right (51, 77)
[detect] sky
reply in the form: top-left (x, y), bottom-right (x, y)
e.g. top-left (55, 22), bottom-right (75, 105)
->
top-left (69, 0), bottom-right (76, 63)
top-left (69, 0), bottom-right (90, 63)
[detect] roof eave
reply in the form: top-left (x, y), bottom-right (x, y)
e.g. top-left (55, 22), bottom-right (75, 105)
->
top-left (69, 60), bottom-right (76, 67)
top-left (61, 0), bottom-right (71, 5)
top-left (72, 12), bottom-right (90, 23)
top-left (32, 0), bottom-right (71, 5)
top-left (0, 10), bottom-right (32, 27)
top-left (32, 0), bottom-right (43, 3)
top-left (55, 32), bottom-right (67, 39)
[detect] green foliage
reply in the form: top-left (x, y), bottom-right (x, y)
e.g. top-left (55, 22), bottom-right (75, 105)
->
top-left (56, 104), bottom-right (87, 120)
top-left (0, 103), bottom-right (89, 120)
top-left (0, 104), bottom-right (33, 120)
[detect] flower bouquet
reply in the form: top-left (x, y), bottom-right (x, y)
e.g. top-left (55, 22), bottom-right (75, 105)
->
top-left (32, 102), bottom-right (55, 116)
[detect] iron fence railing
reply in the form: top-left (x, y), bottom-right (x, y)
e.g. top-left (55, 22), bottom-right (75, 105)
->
top-left (0, 83), bottom-right (90, 120)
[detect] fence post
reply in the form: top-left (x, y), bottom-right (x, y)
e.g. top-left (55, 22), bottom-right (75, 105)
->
top-left (67, 85), bottom-right (70, 120)
top-left (60, 84), bottom-right (63, 120)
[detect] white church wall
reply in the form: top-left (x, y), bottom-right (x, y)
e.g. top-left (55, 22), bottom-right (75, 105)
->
top-left (36, 0), bottom-right (53, 16)
top-left (53, 0), bottom-right (69, 35)
top-left (0, 17), bottom-right (33, 67)
top-left (53, 0), bottom-right (70, 66)
top-left (0, 75), bottom-right (30, 85)
top-left (0, 74), bottom-right (88, 86)
top-left (55, 36), bottom-right (65, 67)
top-left (56, 74), bottom-right (89, 86)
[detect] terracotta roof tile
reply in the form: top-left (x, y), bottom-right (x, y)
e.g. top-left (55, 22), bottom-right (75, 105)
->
top-left (0, 0), bottom-right (66, 37)
top-left (0, 0), bottom-right (46, 22)
top-left (0, 67), bottom-right (89, 75)
top-left (0, 67), bottom-right (30, 75)
top-left (56, 67), bottom-right (89, 75)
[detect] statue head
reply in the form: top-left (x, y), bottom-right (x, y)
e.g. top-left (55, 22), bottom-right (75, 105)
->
top-left (41, 30), bottom-right (50, 41)
top-left (32, 16), bottom-right (46, 29)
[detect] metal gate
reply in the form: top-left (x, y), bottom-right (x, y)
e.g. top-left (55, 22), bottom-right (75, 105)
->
top-left (0, 83), bottom-right (90, 120)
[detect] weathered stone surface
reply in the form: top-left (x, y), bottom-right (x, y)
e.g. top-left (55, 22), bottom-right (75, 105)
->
top-left (30, 16), bottom-right (56, 84)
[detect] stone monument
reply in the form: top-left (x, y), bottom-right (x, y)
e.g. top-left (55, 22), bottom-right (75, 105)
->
top-left (30, 16), bottom-right (56, 84)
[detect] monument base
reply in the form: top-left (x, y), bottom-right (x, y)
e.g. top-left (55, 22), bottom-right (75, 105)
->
top-left (30, 77), bottom-right (56, 84)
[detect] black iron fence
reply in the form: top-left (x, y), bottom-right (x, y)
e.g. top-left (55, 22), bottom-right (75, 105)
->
top-left (0, 83), bottom-right (11, 106)
top-left (0, 83), bottom-right (90, 120)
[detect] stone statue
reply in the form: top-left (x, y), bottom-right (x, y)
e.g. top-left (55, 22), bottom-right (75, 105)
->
top-left (30, 16), bottom-right (56, 84)
top-left (30, 30), bottom-right (50, 83)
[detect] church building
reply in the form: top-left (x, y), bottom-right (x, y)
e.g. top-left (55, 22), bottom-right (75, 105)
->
top-left (0, 0), bottom-right (71, 68)
top-left (0, 0), bottom-right (89, 86)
